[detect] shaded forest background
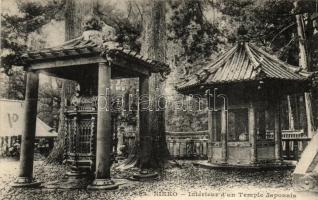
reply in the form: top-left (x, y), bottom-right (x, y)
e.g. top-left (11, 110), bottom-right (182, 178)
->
top-left (1, 0), bottom-right (318, 133)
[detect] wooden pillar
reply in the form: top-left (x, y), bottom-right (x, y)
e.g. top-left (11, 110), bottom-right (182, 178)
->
top-left (13, 71), bottom-right (40, 188)
top-left (285, 140), bottom-right (290, 160)
top-left (221, 107), bottom-right (227, 163)
top-left (208, 110), bottom-right (213, 142)
top-left (208, 110), bottom-right (213, 160)
top-left (248, 102), bottom-right (257, 163)
top-left (139, 76), bottom-right (151, 169)
top-left (274, 100), bottom-right (282, 161)
top-left (259, 104), bottom-right (266, 140)
top-left (88, 62), bottom-right (118, 190)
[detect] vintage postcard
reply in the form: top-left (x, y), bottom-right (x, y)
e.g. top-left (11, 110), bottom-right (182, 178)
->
top-left (0, 0), bottom-right (318, 200)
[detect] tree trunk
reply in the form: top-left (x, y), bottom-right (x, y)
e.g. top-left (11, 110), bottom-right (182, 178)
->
top-left (118, 0), bottom-right (170, 170)
top-left (141, 0), bottom-right (169, 168)
top-left (46, 83), bottom-right (66, 163)
top-left (294, 0), bottom-right (316, 138)
top-left (65, 0), bottom-right (99, 40)
top-left (46, 0), bottom-right (98, 163)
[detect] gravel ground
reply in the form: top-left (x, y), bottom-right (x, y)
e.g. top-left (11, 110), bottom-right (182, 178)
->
top-left (0, 158), bottom-right (317, 200)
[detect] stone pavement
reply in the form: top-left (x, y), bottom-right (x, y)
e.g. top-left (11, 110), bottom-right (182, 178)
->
top-left (0, 158), bottom-right (317, 200)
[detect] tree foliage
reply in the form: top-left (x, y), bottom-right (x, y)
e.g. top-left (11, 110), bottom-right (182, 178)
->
top-left (167, 0), bottom-right (221, 63)
top-left (1, 0), bottom-right (65, 74)
top-left (38, 78), bottom-right (61, 128)
top-left (214, 0), bottom-right (318, 66)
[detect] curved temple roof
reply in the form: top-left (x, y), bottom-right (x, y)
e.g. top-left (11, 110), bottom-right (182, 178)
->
top-left (177, 42), bottom-right (311, 93)
top-left (21, 33), bottom-right (170, 74)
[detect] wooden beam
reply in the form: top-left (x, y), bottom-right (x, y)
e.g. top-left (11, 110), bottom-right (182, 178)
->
top-left (111, 56), bottom-right (151, 76)
top-left (112, 64), bottom-right (149, 77)
top-left (30, 54), bottom-right (152, 78)
top-left (29, 56), bottom-right (106, 70)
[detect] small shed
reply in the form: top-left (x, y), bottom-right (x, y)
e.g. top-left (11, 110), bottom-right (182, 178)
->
top-left (176, 39), bottom-right (312, 167)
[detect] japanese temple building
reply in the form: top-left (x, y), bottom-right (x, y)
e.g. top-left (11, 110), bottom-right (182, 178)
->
top-left (176, 39), bottom-right (312, 168)
top-left (12, 29), bottom-right (170, 189)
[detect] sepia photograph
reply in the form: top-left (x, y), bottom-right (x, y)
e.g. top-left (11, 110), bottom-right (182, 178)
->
top-left (0, 0), bottom-right (318, 199)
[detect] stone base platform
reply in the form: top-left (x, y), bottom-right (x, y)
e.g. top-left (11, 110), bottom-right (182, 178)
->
top-left (194, 160), bottom-right (296, 171)
top-left (87, 179), bottom-right (119, 190)
top-left (129, 170), bottom-right (159, 181)
top-left (12, 177), bottom-right (42, 188)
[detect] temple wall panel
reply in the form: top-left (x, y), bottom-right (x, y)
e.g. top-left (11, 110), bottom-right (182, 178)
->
top-left (257, 146), bottom-right (275, 161)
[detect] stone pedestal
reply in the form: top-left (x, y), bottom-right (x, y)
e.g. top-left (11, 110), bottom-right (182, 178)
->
top-left (132, 169), bottom-right (159, 181)
top-left (12, 177), bottom-right (41, 188)
top-left (87, 179), bottom-right (119, 190)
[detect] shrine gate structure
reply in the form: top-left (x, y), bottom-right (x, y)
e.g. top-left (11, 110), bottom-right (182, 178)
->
top-left (177, 36), bottom-right (312, 168)
top-left (12, 29), bottom-right (170, 189)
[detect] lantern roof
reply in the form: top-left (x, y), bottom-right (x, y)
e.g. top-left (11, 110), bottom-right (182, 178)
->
top-left (176, 42), bottom-right (311, 93)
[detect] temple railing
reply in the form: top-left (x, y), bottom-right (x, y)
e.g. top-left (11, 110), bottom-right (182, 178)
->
top-left (120, 130), bottom-right (209, 159)
top-left (122, 129), bottom-right (310, 160)
top-left (165, 131), bottom-right (209, 159)
top-left (265, 129), bottom-right (308, 140)
top-left (265, 129), bottom-right (310, 160)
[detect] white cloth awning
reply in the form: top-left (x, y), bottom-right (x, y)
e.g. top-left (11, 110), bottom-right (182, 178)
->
top-left (0, 99), bottom-right (57, 137)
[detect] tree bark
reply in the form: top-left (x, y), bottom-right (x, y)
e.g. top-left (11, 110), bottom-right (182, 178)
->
top-left (294, 0), bottom-right (316, 138)
top-left (65, 0), bottom-right (99, 40)
top-left (140, 0), bottom-right (169, 168)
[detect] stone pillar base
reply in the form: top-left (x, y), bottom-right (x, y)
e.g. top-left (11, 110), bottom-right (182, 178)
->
top-left (87, 179), bottom-right (119, 190)
top-left (65, 168), bottom-right (89, 179)
top-left (219, 161), bottom-right (228, 165)
top-left (12, 177), bottom-right (41, 188)
top-left (274, 159), bottom-right (284, 164)
top-left (131, 169), bottom-right (158, 181)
